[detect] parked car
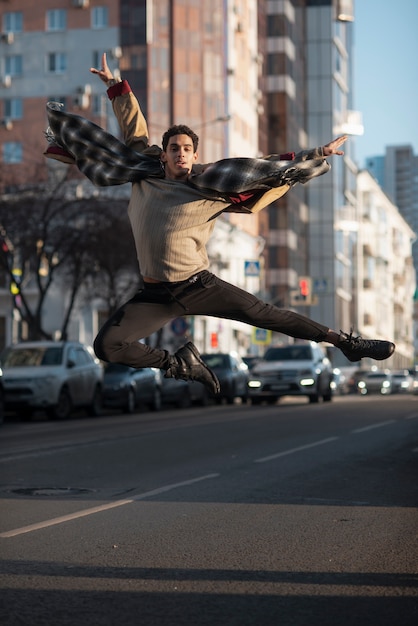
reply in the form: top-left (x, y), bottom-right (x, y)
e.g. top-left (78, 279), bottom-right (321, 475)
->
top-left (201, 352), bottom-right (249, 404)
top-left (247, 342), bottom-right (333, 405)
top-left (389, 369), bottom-right (413, 394)
top-left (103, 363), bottom-right (162, 413)
top-left (0, 366), bottom-right (4, 424)
top-left (412, 370), bottom-right (418, 395)
top-left (345, 368), bottom-right (369, 394)
top-left (0, 341), bottom-right (103, 420)
top-left (330, 367), bottom-right (349, 395)
top-left (242, 355), bottom-right (261, 372)
top-left (161, 377), bottom-right (210, 409)
top-left (357, 370), bottom-right (393, 395)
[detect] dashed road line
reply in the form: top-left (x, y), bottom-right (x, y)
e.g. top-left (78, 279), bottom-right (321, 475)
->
top-left (404, 413), bottom-right (418, 420)
top-left (0, 473), bottom-right (219, 539)
top-left (351, 420), bottom-right (396, 434)
top-left (254, 437), bottom-right (339, 464)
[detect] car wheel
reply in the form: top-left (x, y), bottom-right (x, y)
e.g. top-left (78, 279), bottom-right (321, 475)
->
top-left (196, 389), bottom-right (211, 407)
top-left (87, 385), bottom-right (103, 417)
top-left (125, 387), bottom-right (137, 414)
top-left (308, 393), bottom-right (319, 404)
top-left (0, 388), bottom-right (4, 424)
top-left (266, 397), bottom-right (278, 405)
top-left (47, 387), bottom-right (72, 420)
top-left (177, 388), bottom-right (192, 409)
top-left (150, 387), bottom-right (162, 412)
top-left (250, 397), bottom-right (262, 405)
top-left (323, 387), bottom-right (333, 402)
top-left (226, 382), bottom-right (236, 405)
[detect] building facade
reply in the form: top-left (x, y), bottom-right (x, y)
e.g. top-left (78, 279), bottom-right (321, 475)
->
top-left (366, 145), bottom-right (418, 362)
top-left (0, 0), bottom-right (414, 364)
top-left (357, 169), bottom-right (415, 368)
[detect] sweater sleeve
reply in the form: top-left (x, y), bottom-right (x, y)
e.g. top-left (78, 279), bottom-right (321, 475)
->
top-left (106, 80), bottom-right (161, 158)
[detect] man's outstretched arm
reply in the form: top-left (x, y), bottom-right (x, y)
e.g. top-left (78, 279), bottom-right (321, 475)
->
top-left (90, 52), bottom-right (158, 156)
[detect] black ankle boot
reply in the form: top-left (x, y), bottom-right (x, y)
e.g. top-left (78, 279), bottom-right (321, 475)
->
top-left (165, 342), bottom-right (220, 395)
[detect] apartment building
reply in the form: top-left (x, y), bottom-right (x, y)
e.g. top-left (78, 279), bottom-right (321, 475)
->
top-left (357, 169), bottom-right (415, 368)
top-left (366, 145), bottom-right (418, 362)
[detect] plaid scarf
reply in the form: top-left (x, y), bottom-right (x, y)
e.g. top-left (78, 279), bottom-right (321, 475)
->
top-left (45, 102), bottom-right (330, 196)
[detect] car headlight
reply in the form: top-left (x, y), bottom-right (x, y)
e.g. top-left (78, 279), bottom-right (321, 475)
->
top-left (248, 380), bottom-right (262, 388)
top-left (299, 368), bottom-right (315, 387)
top-left (300, 377), bottom-right (315, 386)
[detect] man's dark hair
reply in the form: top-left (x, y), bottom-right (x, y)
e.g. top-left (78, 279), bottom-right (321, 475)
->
top-left (162, 125), bottom-right (199, 152)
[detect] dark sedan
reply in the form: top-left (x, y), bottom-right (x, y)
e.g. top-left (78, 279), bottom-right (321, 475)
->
top-left (201, 352), bottom-right (249, 404)
top-left (161, 377), bottom-right (211, 409)
top-left (103, 364), bottom-right (162, 413)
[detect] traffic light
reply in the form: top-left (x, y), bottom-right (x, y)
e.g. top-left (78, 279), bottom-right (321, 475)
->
top-left (290, 276), bottom-right (312, 306)
top-left (298, 276), bottom-right (311, 300)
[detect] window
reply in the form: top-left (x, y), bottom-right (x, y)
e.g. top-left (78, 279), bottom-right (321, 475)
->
top-left (92, 6), bottom-right (108, 29)
top-left (5, 55), bottom-right (23, 77)
top-left (92, 50), bottom-right (101, 69)
top-left (3, 12), bottom-right (23, 33)
top-left (4, 98), bottom-right (22, 119)
top-left (92, 94), bottom-right (104, 116)
top-left (46, 9), bottom-right (66, 32)
top-left (3, 142), bottom-right (22, 164)
top-left (48, 52), bottom-right (67, 74)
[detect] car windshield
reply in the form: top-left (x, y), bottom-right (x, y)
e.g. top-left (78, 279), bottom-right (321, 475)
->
top-left (1, 347), bottom-right (63, 367)
top-left (264, 346), bottom-right (312, 361)
top-left (202, 355), bottom-right (229, 368)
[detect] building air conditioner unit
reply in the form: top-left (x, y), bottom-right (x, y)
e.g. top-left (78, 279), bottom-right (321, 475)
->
top-left (77, 83), bottom-right (91, 95)
top-left (1, 118), bottom-right (13, 131)
top-left (110, 46), bottom-right (122, 59)
top-left (1, 74), bottom-right (11, 88)
top-left (73, 93), bottom-right (89, 110)
top-left (1, 32), bottom-right (14, 44)
top-left (72, 0), bottom-right (90, 8)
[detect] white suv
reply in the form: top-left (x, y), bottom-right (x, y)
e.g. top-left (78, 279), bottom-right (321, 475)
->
top-left (1, 341), bottom-right (103, 420)
top-left (247, 342), bottom-right (333, 405)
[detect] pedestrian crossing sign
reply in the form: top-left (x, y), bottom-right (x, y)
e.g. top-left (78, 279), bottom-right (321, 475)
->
top-left (244, 260), bottom-right (260, 277)
top-left (252, 328), bottom-right (272, 344)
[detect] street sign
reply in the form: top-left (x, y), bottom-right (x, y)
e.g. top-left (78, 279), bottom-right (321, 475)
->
top-left (244, 260), bottom-right (260, 277)
top-left (252, 328), bottom-right (271, 345)
top-left (313, 278), bottom-right (329, 294)
top-left (170, 317), bottom-right (189, 336)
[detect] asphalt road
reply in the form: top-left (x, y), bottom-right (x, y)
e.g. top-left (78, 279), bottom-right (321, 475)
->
top-left (0, 395), bottom-right (417, 626)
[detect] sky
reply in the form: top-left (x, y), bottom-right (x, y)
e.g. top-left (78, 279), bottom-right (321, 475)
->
top-left (353, 0), bottom-right (418, 166)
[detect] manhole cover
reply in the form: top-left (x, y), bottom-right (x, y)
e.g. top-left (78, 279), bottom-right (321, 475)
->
top-left (10, 487), bottom-right (94, 497)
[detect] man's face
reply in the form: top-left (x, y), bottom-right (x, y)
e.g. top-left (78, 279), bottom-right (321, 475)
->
top-left (161, 134), bottom-right (198, 180)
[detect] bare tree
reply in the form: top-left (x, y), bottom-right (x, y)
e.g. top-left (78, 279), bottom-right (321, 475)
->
top-left (0, 170), bottom-right (138, 341)
top-left (81, 200), bottom-right (141, 316)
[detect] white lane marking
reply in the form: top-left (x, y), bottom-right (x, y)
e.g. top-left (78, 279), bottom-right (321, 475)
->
top-left (0, 473), bottom-right (219, 539)
top-left (254, 437), bottom-right (339, 464)
top-left (404, 413), bottom-right (418, 420)
top-left (351, 420), bottom-right (396, 434)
